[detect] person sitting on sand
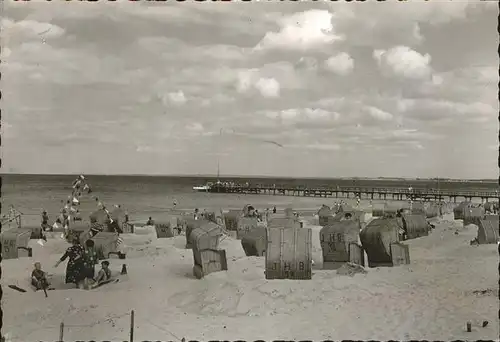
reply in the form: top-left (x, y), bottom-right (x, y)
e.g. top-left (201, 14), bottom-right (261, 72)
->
top-left (146, 217), bottom-right (155, 226)
top-left (92, 261), bottom-right (112, 288)
top-left (31, 262), bottom-right (50, 291)
top-left (194, 208), bottom-right (200, 220)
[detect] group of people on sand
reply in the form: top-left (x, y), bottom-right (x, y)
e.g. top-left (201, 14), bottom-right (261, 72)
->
top-left (31, 236), bottom-right (113, 291)
top-left (30, 175), bottom-right (119, 290)
top-left (38, 235), bottom-right (113, 291)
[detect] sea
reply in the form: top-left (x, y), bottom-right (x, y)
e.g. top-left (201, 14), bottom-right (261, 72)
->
top-left (2, 174), bottom-right (497, 227)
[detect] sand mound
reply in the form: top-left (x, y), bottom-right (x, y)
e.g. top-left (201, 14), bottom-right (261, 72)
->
top-left (336, 262), bottom-right (368, 277)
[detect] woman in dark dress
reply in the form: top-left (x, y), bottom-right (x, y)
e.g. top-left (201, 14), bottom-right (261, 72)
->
top-left (55, 237), bottom-right (85, 287)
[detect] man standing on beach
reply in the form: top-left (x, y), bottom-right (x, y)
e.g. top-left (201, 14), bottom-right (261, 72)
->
top-left (41, 210), bottom-right (49, 230)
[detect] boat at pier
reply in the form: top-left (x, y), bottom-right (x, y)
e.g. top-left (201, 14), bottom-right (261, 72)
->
top-left (193, 180), bottom-right (235, 193)
top-left (193, 160), bottom-right (232, 192)
top-left (193, 183), bottom-right (213, 192)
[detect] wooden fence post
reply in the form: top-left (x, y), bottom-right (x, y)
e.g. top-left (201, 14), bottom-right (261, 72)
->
top-left (129, 310), bottom-right (134, 342)
top-left (58, 322), bottom-right (64, 342)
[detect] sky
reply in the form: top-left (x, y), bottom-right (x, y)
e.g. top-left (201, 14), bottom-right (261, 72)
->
top-left (1, 0), bottom-right (498, 179)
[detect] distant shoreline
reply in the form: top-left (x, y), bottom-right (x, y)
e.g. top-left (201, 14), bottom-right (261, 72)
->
top-left (1, 173), bottom-right (497, 183)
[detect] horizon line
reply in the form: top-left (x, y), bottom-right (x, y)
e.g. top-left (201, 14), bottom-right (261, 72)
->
top-left (0, 172), bottom-right (498, 182)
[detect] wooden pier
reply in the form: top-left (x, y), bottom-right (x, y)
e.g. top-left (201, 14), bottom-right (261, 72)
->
top-left (204, 184), bottom-right (498, 202)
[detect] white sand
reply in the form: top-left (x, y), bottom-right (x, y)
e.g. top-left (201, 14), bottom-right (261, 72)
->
top-left (2, 213), bottom-right (498, 341)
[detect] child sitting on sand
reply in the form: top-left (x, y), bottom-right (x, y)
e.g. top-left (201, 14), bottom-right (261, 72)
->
top-left (31, 262), bottom-right (50, 291)
top-left (91, 261), bottom-right (112, 288)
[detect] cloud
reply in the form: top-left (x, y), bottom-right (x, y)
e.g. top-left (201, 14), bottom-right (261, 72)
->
top-left (373, 46), bottom-right (432, 80)
top-left (3, 40), bottom-right (131, 86)
top-left (264, 108), bottom-right (341, 128)
top-left (398, 98), bottom-right (497, 123)
top-left (255, 78), bottom-right (280, 98)
top-left (296, 57), bottom-right (319, 72)
top-left (324, 52), bottom-right (354, 76)
top-left (164, 91), bottom-right (187, 105)
top-left (365, 106), bottom-right (394, 121)
top-left (330, 1), bottom-right (476, 47)
top-left (136, 145), bottom-right (152, 153)
top-left (1, 18), bottom-right (65, 41)
top-left (255, 10), bottom-right (344, 51)
top-left (237, 70), bottom-right (281, 98)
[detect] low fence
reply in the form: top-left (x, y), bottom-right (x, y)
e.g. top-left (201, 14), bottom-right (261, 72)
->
top-left (4, 310), bottom-right (186, 342)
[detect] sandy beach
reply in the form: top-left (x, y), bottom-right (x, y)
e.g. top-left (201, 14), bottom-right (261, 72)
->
top-left (2, 210), bottom-right (497, 341)
top-left (2, 1), bottom-right (497, 340)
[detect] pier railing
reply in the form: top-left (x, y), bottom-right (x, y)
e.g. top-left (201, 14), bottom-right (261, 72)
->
top-left (206, 184), bottom-right (498, 200)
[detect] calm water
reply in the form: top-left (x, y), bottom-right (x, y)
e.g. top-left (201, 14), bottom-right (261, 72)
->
top-left (2, 174), bottom-right (497, 226)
